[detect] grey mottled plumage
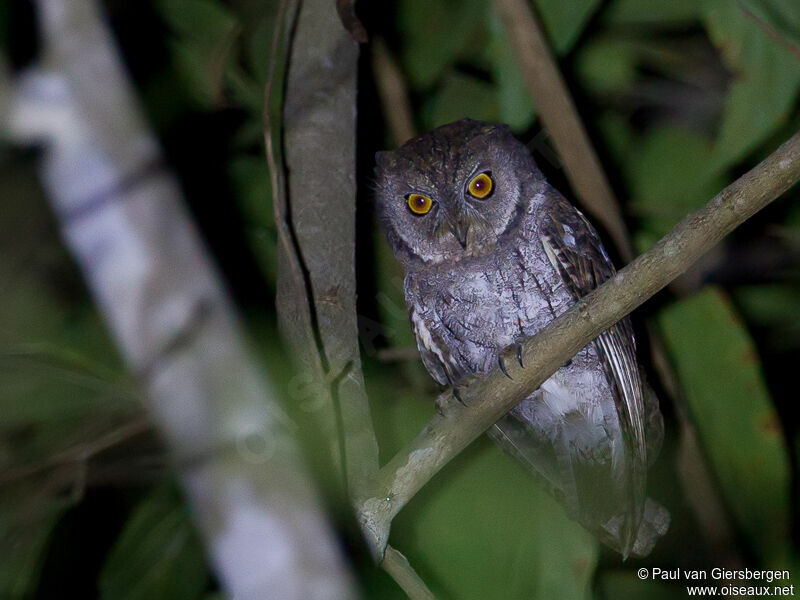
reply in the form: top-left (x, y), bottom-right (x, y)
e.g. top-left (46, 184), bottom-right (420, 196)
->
top-left (374, 119), bottom-right (669, 557)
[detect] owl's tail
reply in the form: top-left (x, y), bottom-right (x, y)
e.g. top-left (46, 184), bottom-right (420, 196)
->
top-left (488, 393), bottom-right (670, 558)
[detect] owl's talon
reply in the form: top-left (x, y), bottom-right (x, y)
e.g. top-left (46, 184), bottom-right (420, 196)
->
top-left (452, 387), bottom-right (467, 406)
top-left (498, 356), bottom-right (513, 380)
top-left (435, 397), bottom-right (446, 416)
top-left (515, 342), bottom-right (524, 368)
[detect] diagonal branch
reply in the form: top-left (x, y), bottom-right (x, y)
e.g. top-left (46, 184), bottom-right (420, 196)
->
top-left (355, 127), bottom-right (800, 560)
top-left (381, 546), bottom-right (437, 600)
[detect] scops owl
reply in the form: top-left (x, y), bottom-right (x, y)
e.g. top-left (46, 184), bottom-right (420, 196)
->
top-left (374, 118), bottom-right (669, 557)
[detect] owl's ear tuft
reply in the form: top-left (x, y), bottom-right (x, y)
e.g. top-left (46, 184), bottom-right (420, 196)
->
top-left (485, 123), bottom-right (511, 135)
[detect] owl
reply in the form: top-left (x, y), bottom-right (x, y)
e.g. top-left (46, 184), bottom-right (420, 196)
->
top-left (374, 118), bottom-right (669, 558)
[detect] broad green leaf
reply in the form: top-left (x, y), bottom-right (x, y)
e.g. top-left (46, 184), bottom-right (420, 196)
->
top-left (0, 497), bottom-right (70, 599)
top-left (230, 155), bottom-right (273, 231)
top-left (576, 38), bottom-right (638, 95)
top-left (0, 261), bottom-right (134, 431)
top-left (100, 481), bottom-right (208, 600)
top-left (734, 284), bottom-right (800, 351)
top-left (156, 0), bottom-right (237, 42)
top-left (422, 71), bottom-right (500, 130)
top-left (598, 572), bottom-right (685, 600)
top-left (739, 0), bottom-right (800, 50)
top-left (535, 0), bottom-right (600, 55)
top-left (229, 155), bottom-right (277, 286)
top-left (397, 0), bottom-right (489, 89)
top-left (595, 112), bottom-right (635, 165)
top-left (368, 370), bottom-right (598, 600)
top-left (604, 0), bottom-right (700, 25)
top-left (659, 288), bottom-right (790, 559)
top-left (0, 162), bottom-right (136, 456)
top-left (623, 126), bottom-right (725, 252)
top-left (246, 13), bottom-right (278, 87)
top-left (156, 0), bottom-right (240, 108)
top-left (701, 0), bottom-right (800, 169)
top-left (485, 11), bottom-right (535, 131)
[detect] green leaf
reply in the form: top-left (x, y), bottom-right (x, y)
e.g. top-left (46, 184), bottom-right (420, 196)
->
top-left (156, 0), bottom-right (238, 43)
top-left (370, 371), bottom-right (598, 600)
top-left (659, 288), bottom-right (791, 559)
top-left (246, 13), bottom-right (278, 89)
top-left (534, 0), bottom-right (600, 55)
top-left (230, 155), bottom-right (277, 285)
top-left (604, 0), bottom-right (700, 25)
top-left (0, 496), bottom-right (70, 599)
top-left (598, 572), bottom-right (685, 600)
top-left (100, 481), bottom-right (209, 600)
top-left (576, 37), bottom-right (638, 96)
top-left (701, 0), bottom-right (800, 169)
top-left (485, 11), bottom-right (536, 131)
top-left (623, 126), bottom-right (725, 252)
top-left (422, 71), bottom-right (500, 130)
top-left (397, 0), bottom-right (489, 89)
top-left (734, 284), bottom-right (800, 351)
top-left (739, 0), bottom-right (800, 50)
top-left (156, 0), bottom-right (240, 108)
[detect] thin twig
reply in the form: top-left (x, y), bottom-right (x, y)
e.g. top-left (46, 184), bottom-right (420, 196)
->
top-left (372, 38), bottom-right (418, 146)
top-left (355, 127), bottom-right (800, 560)
top-left (739, 2), bottom-right (800, 63)
top-left (492, 0), bottom-right (632, 260)
top-left (381, 545), bottom-right (438, 600)
top-left (0, 417), bottom-right (152, 486)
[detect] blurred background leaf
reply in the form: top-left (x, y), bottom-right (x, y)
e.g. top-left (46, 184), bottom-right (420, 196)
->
top-left (659, 288), bottom-right (790, 560)
top-left (739, 0), bottom-right (800, 51)
top-left (364, 368), bottom-right (598, 600)
top-left (99, 480), bottom-right (209, 600)
top-left (702, 0), bottom-right (800, 169)
top-left (535, 0), bottom-right (600, 55)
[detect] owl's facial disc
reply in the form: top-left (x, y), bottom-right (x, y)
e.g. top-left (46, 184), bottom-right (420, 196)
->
top-left (374, 119), bottom-right (541, 266)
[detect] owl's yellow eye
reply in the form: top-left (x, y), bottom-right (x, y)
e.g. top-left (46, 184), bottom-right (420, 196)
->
top-left (407, 193), bottom-right (433, 215)
top-left (467, 172), bottom-right (493, 198)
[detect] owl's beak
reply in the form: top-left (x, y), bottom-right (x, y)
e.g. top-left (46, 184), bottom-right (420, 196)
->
top-left (435, 205), bottom-right (471, 249)
top-left (451, 221), bottom-right (470, 249)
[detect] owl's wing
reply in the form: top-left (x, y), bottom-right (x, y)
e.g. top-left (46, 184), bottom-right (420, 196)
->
top-left (537, 194), bottom-right (646, 464)
top-left (538, 191), bottom-right (648, 554)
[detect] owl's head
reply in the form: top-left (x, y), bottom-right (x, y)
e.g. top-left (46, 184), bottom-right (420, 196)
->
top-left (374, 118), bottom-right (542, 267)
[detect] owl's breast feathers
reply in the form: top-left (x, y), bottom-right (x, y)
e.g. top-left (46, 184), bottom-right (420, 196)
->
top-left (403, 186), bottom-right (668, 557)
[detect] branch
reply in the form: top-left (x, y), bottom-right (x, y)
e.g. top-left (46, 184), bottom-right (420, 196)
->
top-left (5, 1), bottom-right (360, 598)
top-left (269, 0), bottom-right (379, 495)
top-left (492, 0), bottom-right (632, 260)
top-left (355, 127), bottom-right (800, 560)
top-left (372, 37), bottom-right (417, 146)
top-left (265, 0), bottom-right (435, 596)
top-left (381, 545), bottom-right (437, 600)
